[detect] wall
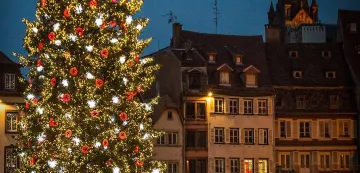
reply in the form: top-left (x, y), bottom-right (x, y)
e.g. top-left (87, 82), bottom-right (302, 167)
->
top-left (300, 25), bottom-right (326, 43)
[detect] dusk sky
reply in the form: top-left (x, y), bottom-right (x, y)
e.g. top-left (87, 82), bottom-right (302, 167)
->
top-left (1, 0), bottom-right (360, 73)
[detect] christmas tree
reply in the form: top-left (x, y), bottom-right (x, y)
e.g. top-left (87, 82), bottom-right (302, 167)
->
top-left (14, 0), bottom-right (164, 172)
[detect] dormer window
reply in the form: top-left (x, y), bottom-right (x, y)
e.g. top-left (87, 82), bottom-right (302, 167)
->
top-left (293, 71), bottom-right (302, 78)
top-left (243, 65), bottom-right (260, 88)
top-left (220, 71), bottom-right (230, 86)
top-left (235, 56), bottom-right (242, 65)
top-left (189, 72), bottom-right (201, 90)
top-left (322, 51), bottom-right (331, 58)
top-left (326, 71), bottom-right (336, 79)
top-left (330, 95), bottom-right (339, 109)
top-left (350, 23), bottom-right (357, 32)
top-left (208, 54), bottom-right (215, 63)
top-left (289, 51), bottom-right (298, 58)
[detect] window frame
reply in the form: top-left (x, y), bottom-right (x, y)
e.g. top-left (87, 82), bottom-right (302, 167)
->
top-left (296, 95), bottom-right (306, 109)
top-left (329, 95), bottom-right (339, 109)
top-left (289, 51), bottom-right (298, 58)
top-left (300, 153), bottom-right (311, 168)
top-left (325, 71), bottom-right (336, 79)
top-left (214, 127), bottom-right (225, 144)
top-left (167, 162), bottom-right (178, 173)
top-left (4, 146), bottom-right (19, 173)
top-left (245, 73), bottom-right (257, 87)
top-left (244, 159), bottom-right (254, 173)
top-left (299, 121), bottom-right (311, 138)
top-left (208, 54), bottom-right (215, 63)
top-left (244, 128), bottom-right (254, 145)
top-left (258, 159), bottom-right (268, 173)
top-left (229, 98), bottom-right (239, 114)
top-left (322, 51), bottom-right (331, 58)
top-left (185, 101), bottom-right (207, 120)
top-left (229, 128), bottom-right (239, 144)
top-left (187, 159), bottom-right (207, 173)
top-left (219, 71), bottom-right (230, 86)
top-left (280, 153), bottom-right (291, 169)
top-left (5, 111), bottom-right (19, 134)
top-left (186, 130), bottom-right (207, 148)
top-left (258, 99), bottom-right (268, 115)
top-left (258, 128), bottom-right (269, 145)
top-left (340, 120), bottom-right (350, 137)
top-left (4, 73), bottom-right (16, 90)
top-left (156, 134), bottom-right (166, 145)
top-left (319, 152), bottom-right (331, 169)
top-left (235, 56), bottom-right (242, 65)
top-left (214, 98), bottom-right (224, 113)
top-left (279, 120), bottom-right (291, 138)
top-left (293, 71), bottom-right (302, 78)
top-left (230, 158), bottom-right (240, 173)
top-left (339, 153), bottom-right (351, 169)
top-left (168, 132), bottom-right (178, 145)
top-left (188, 72), bottom-right (201, 90)
top-left (350, 23), bottom-right (357, 32)
top-left (244, 99), bottom-right (253, 115)
top-left (215, 158), bottom-right (225, 173)
top-left (167, 111), bottom-right (173, 120)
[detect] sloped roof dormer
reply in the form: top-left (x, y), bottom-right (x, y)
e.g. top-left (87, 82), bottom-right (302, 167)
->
top-left (243, 65), bottom-right (260, 73)
top-left (243, 65), bottom-right (260, 88)
top-left (217, 63), bottom-right (234, 71)
top-left (225, 46), bottom-right (244, 65)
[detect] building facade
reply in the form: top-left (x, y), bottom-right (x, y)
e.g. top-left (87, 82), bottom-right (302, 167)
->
top-left (0, 51), bottom-right (24, 173)
top-left (265, 43), bottom-right (358, 173)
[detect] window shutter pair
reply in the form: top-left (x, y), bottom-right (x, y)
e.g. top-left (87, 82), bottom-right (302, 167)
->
top-left (253, 99), bottom-right (258, 114)
top-left (312, 120), bottom-right (318, 139)
top-left (292, 120), bottom-right (298, 138)
top-left (209, 97), bottom-right (215, 113)
top-left (225, 98), bottom-right (230, 113)
top-left (350, 120), bottom-right (355, 138)
top-left (339, 120), bottom-right (344, 136)
top-left (226, 158), bottom-right (230, 172)
top-left (332, 151), bottom-right (338, 169)
top-left (332, 120), bottom-right (338, 139)
top-left (268, 129), bottom-right (273, 144)
top-left (239, 99), bottom-right (244, 114)
top-left (225, 128), bottom-right (230, 143)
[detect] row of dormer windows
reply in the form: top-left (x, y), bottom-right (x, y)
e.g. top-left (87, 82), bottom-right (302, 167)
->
top-left (276, 95), bottom-right (340, 109)
top-left (293, 71), bottom-right (336, 79)
top-left (289, 50), bottom-right (332, 58)
top-left (208, 54), bottom-right (242, 65)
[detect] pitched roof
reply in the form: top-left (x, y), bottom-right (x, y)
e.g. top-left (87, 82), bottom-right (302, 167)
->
top-left (180, 30), bottom-right (272, 88)
top-left (265, 43), bottom-right (353, 87)
top-left (171, 48), bottom-right (207, 67)
top-left (0, 51), bottom-right (19, 66)
top-left (338, 10), bottom-right (360, 84)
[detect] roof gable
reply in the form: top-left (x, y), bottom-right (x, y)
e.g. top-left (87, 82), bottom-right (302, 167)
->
top-left (217, 63), bottom-right (233, 71)
top-left (243, 65), bottom-right (260, 73)
top-left (0, 51), bottom-right (18, 65)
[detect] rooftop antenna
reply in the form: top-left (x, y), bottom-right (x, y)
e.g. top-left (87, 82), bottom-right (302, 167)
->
top-left (213, 0), bottom-right (220, 33)
top-left (163, 11), bottom-right (177, 24)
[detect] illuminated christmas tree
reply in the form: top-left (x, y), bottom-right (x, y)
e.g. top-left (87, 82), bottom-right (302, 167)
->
top-left (14, 0), bottom-right (164, 172)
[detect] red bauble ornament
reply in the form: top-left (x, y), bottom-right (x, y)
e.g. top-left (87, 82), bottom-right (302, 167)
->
top-left (62, 93), bottom-right (71, 103)
top-left (29, 157), bottom-right (35, 166)
top-left (134, 146), bottom-right (139, 153)
top-left (101, 49), bottom-right (109, 58)
top-left (135, 54), bottom-right (139, 63)
top-left (75, 27), bottom-right (84, 36)
top-left (38, 43), bottom-right (44, 50)
top-left (65, 129), bottom-right (72, 138)
top-left (102, 139), bottom-right (109, 147)
top-left (90, 110), bottom-right (99, 117)
top-left (89, 0), bottom-right (97, 8)
top-left (112, 0), bottom-right (116, 3)
top-left (70, 67), bottom-right (78, 76)
top-left (48, 32), bottom-right (56, 41)
top-left (101, 21), bottom-right (107, 29)
top-left (41, 0), bottom-right (46, 7)
top-left (136, 160), bottom-right (143, 166)
top-left (106, 160), bottom-right (112, 167)
top-left (119, 112), bottom-right (127, 121)
top-left (119, 131), bottom-right (127, 140)
top-left (25, 102), bottom-right (30, 109)
top-left (95, 79), bottom-right (104, 88)
top-left (137, 85), bottom-right (143, 93)
top-left (81, 145), bottom-right (90, 154)
top-left (64, 9), bottom-right (70, 18)
top-left (37, 59), bottom-right (41, 67)
top-left (50, 77), bottom-right (56, 86)
top-left (49, 118), bottom-right (58, 127)
top-left (126, 92), bottom-right (137, 101)
top-left (27, 139), bottom-right (31, 148)
top-left (33, 98), bottom-right (38, 104)
top-left (109, 20), bottom-right (117, 28)
top-left (121, 23), bottom-right (127, 33)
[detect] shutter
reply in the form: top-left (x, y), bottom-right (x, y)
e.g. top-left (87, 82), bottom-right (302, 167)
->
top-left (286, 121), bottom-right (292, 138)
top-left (268, 98), bottom-right (273, 115)
top-left (210, 158), bottom-right (215, 173)
top-left (241, 129), bottom-right (245, 144)
top-left (239, 99), bottom-right (244, 115)
top-left (211, 128), bottom-right (215, 143)
top-left (275, 120), bottom-right (279, 138)
top-left (269, 159), bottom-right (274, 173)
top-left (225, 98), bottom-right (230, 113)
top-left (350, 120), bottom-right (354, 138)
top-left (259, 129), bottom-right (264, 144)
top-left (225, 128), bottom-right (230, 143)
top-left (312, 120), bottom-right (318, 139)
top-left (275, 151), bottom-right (279, 167)
top-left (339, 120), bottom-right (344, 137)
top-left (312, 151), bottom-right (318, 166)
top-left (332, 151), bottom-right (338, 169)
top-left (332, 120), bottom-right (338, 139)
top-left (292, 120), bottom-right (298, 139)
top-left (293, 151), bottom-right (299, 165)
top-left (268, 129), bottom-right (273, 144)
top-left (254, 129), bottom-right (258, 144)
top-left (354, 120), bottom-right (357, 138)
top-left (253, 99), bottom-right (258, 114)
top-left (319, 121), bottom-right (325, 138)
top-left (240, 159), bottom-right (244, 173)
top-left (254, 159), bottom-right (259, 173)
top-left (209, 97), bottom-right (215, 113)
top-left (226, 158), bottom-right (230, 172)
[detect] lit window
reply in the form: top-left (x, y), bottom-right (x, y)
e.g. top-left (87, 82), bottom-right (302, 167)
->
top-left (220, 71), bottom-right (230, 85)
top-left (258, 159), bottom-right (268, 173)
top-left (246, 74), bottom-right (256, 87)
top-left (5, 112), bottom-right (18, 133)
top-left (244, 159), bottom-right (254, 173)
top-left (258, 100), bottom-right (267, 115)
top-left (350, 23), bottom-right (357, 32)
top-left (5, 73), bottom-right (16, 89)
top-left (326, 71), bottom-right (336, 78)
top-left (230, 159), bottom-right (240, 173)
top-left (244, 129), bottom-right (254, 144)
top-left (229, 99), bottom-right (238, 114)
top-left (235, 56), bottom-right (242, 64)
top-left (244, 100), bottom-right (253, 114)
top-left (5, 147), bottom-right (18, 172)
top-left (157, 134), bottom-right (166, 145)
top-left (209, 54), bottom-right (215, 62)
top-left (215, 158), bottom-right (225, 173)
top-left (167, 163), bottom-right (178, 173)
top-left (215, 98), bottom-right (224, 113)
top-left (168, 133), bottom-right (178, 145)
top-left (293, 71), bottom-right (302, 78)
top-left (230, 128), bottom-right (239, 144)
top-left (215, 128), bottom-right (224, 143)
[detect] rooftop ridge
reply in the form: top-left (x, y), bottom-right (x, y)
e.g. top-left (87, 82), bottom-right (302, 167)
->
top-left (182, 30), bottom-right (263, 38)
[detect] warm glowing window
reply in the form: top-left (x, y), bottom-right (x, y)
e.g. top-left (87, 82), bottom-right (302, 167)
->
top-left (246, 74), bottom-right (256, 86)
top-left (5, 112), bottom-right (18, 133)
top-left (258, 159), bottom-right (268, 173)
top-left (236, 56), bottom-right (242, 64)
top-left (220, 71), bottom-right (230, 85)
top-left (244, 159), bottom-right (253, 173)
top-left (209, 54), bottom-right (215, 62)
top-left (214, 98), bottom-right (224, 113)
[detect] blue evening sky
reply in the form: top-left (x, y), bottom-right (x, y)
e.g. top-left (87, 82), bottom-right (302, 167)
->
top-left (1, 0), bottom-right (359, 74)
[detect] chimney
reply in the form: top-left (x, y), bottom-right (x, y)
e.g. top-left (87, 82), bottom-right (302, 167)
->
top-left (171, 23), bottom-right (182, 48)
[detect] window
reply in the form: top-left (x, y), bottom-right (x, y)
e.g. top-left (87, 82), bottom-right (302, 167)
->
top-left (280, 154), bottom-right (291, 168)
top-left (299, 122), bottom-right (311, 138)
top-left (244, 100), bottom-right (253, 114)
top-left (244, 129), bottom-right (254, 144)
top-left (320, 153), bottom-right (330, 169)
top-left (245, 74), bottom-right (256, 87)
top-left (322, 51), bottom-right (331, 58)
top-left (5, 112), bottom-right (18, 133)
top-left (340, 120), bottom-right (350, 137)
top-left (209, 54), bottom-right (215, 63)
top-left (259, 129), bottom-right (268, 145)
top-left (279, 121), bottom-right (291, 138)
top-left (275, 97), bottom-right (282, 107)
top-left (230, 128), bottom-right (239, 144)
top-left (168, 133), bottom-right (178, 145)
top-left (5, 73), bottom-right (16, 89)
top-left (167, 163), bottom-right (178, 173)
top-left (220, 71), bottom-right (230, 85)
top-left (258, 100), bottom-right (267, 115)
top-left (167, 111), bottom-right (173, 120)
top-left (300, 153), bottom-right (310, 168)
top-left (289, 51), bottom-right (298, 58)
top-left (293, 71), bottom-right (302, 78)
top-left (296, 96), bottom-right (306, 109)
top-left (5, 146), bottom-right (18, 172)
top-left (215, 128), bottom-right (224, 143)
top-left (319, 121), bottom-right (331, 138)
top-left (340, 153), bottom-right (350, 169)
top-left (229, 99), bottom-right (238, 114)
top-left (215, 158), bottom-right (225, 173)
top-left (286, 8), bottom-right (291, 18)
top-left (157, 134), bottom-right (166, 145)
top-left (330, 95), bottom-right (339, 109)
top-left (258, 159), bottom-right (268, 173)
top-left (235, 56), bottom-right (242, 65)
top-left (189, 72), bottom-right (201, 90)
top-left (244, 159), bottom-right (254, 173)
top-left (350, 23), bottom-right (357, 32)
top-left (230, 159), bottom-right (240, 173)
top-left (326, 71), bottom-right (336, 79)
top-left (215, 98), bottom-right (224, 113)
top-left (186, 130), bottom-right (207, 148)
top-left (185, 102), bottom-right (206, 120)
top-left (188, 159), bottom-right (207, 173)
